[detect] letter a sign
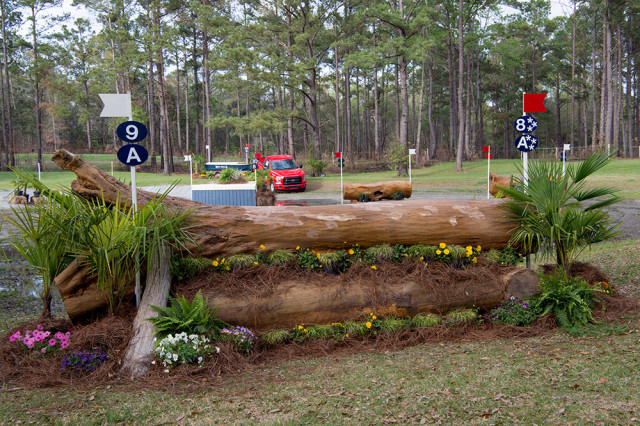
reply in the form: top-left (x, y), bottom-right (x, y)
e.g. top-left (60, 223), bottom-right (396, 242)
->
top-left (117, 143), bottom-right (149, 166)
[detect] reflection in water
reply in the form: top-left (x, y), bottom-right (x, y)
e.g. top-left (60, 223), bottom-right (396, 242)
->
top-left (275, 199), bottom-right (338, 207)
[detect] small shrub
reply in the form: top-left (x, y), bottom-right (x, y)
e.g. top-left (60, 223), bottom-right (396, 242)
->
top-left (486, 296), bottom-right (540, 326)
top-left (226, 254), bottom-right (256, 270)
top-left (221, 326), bottom-right (257, 353)
top-left (262, 330), bottom-right (292, 345)
top-left (318, 251), bottom-right (348, 273)
top-left (147, 290), bottom-right (227, 339)
top-left (391, 191), bottom-right (405, 200)
top-left (366, 244), bottom-right (394, 262)
top-left (444, 308), bottom-right (478, 326)
top-left (170, 257), bottom-right (212, 281)
top-left (61, 350), bottom-right (109, 372)
top-left (307, 159), bottom-right (328, 175)
top-left (306, 324), bottom-right (332, 339)
top-left (153, 332), bottom-right (218, 370)
top-left (406, 244), bottom-right (438, 260)
top-left (357, 193), bottom-right (370, 202)
top-left (296, 248), bottom-right (321, 270)
top-left (344, 320), bottom-right (369, 337)
top-left (267, 249), bottom-right (295, 266)
top-left (380, 317), bottom-right (411, 333)
top-left (411, 313), bottom-right (442, 328)
top-left (218, 168), bottom-right (245, 183)
top-left (534, 272), bottom-right (596, 328)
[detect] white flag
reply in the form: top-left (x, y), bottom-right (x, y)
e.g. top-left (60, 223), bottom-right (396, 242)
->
top-left (99, 93), bottom-right (131, 118)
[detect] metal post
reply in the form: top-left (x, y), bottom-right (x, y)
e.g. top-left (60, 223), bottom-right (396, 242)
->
top-left (487, 146), bottom-right (490, 199)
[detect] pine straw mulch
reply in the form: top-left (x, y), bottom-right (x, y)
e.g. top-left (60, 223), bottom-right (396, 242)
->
top-left (1, 262), bottom-right (638, 390)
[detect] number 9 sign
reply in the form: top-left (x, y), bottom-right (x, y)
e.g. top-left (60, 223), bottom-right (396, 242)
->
top-left (116, 121), bottom-right (148, 143)
top-left (513, 115), bottom-right (538, 134)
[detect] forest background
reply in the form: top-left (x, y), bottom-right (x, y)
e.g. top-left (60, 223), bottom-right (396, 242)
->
top-left (0, 0), bottom-right (638, 176)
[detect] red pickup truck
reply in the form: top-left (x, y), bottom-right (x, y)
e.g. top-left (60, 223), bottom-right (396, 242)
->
top-left (258, 155), bottom-right (306, 192)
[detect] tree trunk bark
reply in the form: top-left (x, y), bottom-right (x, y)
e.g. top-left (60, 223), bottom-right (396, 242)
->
top-left (121, 245), bottom-right (172, 378)
top-left (343, 181), bottom-right (413, 201)
top-left (203, 267), bottom-right (539, 329)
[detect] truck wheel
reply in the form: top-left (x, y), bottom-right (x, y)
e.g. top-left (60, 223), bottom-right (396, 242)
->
top-left (270, 181), bottom-right (275, 192)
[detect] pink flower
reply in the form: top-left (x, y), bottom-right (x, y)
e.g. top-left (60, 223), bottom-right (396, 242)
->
top-left (9, 331), bottom-right (21, 342)
top-left (40, 348), bottom-right (46, 353)
top-left (37, 324), bottom-right (44, 331)
top-left (43, 331), bottom-right (50, 338)
top-left (54, 332), bottom-right (64, 340)
top-left (24, 338), bottom-right (34, 349)
top-left (48, 339), bottom-right (57, 346)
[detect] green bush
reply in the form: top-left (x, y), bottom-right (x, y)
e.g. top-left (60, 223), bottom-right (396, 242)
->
top-left (226, 254), bottom-right (256, 269)
top-left (306, 159), bottom-right (327, 175)
top-left (218, 168), bottom-right (244, 183)
top-left (386, 142), bottom-right (409, 175)
top-left (444, 308), bottom-right (478, 326)
top-left (534, 271), bottom-right (597, 328)
top-left (267, 249), bottom-right (295, 266)
top-left (411, 313), bottom-right (442, 328)
top-left (147, 290), bottom-right (227, 340)
top-left (486, 296), bottom-right (540, 326)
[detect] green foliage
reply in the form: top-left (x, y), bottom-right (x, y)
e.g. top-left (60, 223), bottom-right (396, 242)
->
top-left (262, 330), bottom-right (292, 345)
top-left (386, 142), bottom-right (409, 175)
top-left (170, 257), bottom-right (213, 282)
top-left (534, 272), bottom-right (597, 328)
top-left (391, 191), bottom-right (405, 200)
top-left (500, 153), bottom-right (621, 271)
top-left (344, 320), bottom-right (369, 337)
top-left (306, 159), bottom-right (327, 175)
top-left (267, 249), bottom-right (295, 266)
top-left (192, 155), bottom-right (206, 175)
top-left (405, 244), bottom-right (438, 260)
top-left (486, 297), bottom-right (541, 326)
top-left (484, 248), bottom-right (524, 266)
top-left (147, 290), bottom-right (227, 340)
top-left (380, 317), bottom-right (411, 333)
top-left (226, 254), bottom-right (256, 270)
top-left (444, 308), bottom-right (478, 326)
top-left (245, 169), bottom-right (271, 189)
top-left (296, 248), bottom-right (321, 270)
top-left (357, 193), bottom-right (370, 202)
top-left (411, 313), bottom-right (442, 328)
top-left (306, 324), bottom-right (332, 339)
top-left (365, 244), bottom-right (394, 262)
top-left (218, 168), bottom-right (244, 183)
top-left (564, 322), bottom-right (630, 338)
top-left (220, 326), bottom-right (257, 353)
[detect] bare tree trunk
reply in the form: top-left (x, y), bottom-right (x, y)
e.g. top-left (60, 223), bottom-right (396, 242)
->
top-left (455, 0), bottom-right (464, 171)
top-left (192, 27), bottom-right (200, 155)
top-left (121, 245), bottom-right (171, 378)
top-left (1, 2), bottom-right (15, 166)
top-left (571, 0), bottom-right (576, 148)
top-left (592, 10), bottom-right (598, 149)
top-left (415, 63), bottom-right (425, 159)
top-left (428, 54), bottom-right (436, 157)
top-left (175, 48), bottom-right (182, 157)
top-left (334, 24), bottom-right (340, 154)
top-left (147, 61), bottom-right (157, 170)
top-left (373, 24), bottom-right (380, 155)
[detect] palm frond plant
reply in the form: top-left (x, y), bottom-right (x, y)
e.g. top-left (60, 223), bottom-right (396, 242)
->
top-left (498, 152), bottom-right (621, 274)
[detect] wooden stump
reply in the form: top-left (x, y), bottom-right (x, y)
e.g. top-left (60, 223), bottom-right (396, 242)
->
top-left (343, 181), bottom-right (412, 201)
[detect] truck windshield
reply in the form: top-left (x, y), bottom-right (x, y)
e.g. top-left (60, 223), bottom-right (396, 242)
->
top-left (271, 159), bottom-right (298, 170)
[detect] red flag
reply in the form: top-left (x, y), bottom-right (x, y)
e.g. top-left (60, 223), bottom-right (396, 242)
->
top-left (523, 93), bottom-right (547, 113)
top-left (484, 154), bottom-right (493, 159)
top-left (335, 152), bottom-right (341, 158)
top-left (482, 146), bottom-right (490, 153)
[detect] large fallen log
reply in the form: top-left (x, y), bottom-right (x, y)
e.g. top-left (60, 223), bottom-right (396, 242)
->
top-left (52, 149), bottom-right (519, 321)
top-left (51, 149), bottom-right (514, 257)
top-left (343, 181), bottom-right (412, 201)
top-left (202, 266), bottom-right (539, 329)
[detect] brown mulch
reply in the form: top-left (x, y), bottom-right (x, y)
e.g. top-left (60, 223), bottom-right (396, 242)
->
top-left (1, 262), bottom-right (638, 390)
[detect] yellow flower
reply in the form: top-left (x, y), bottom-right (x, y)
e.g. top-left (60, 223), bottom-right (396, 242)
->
top-left (420, 256), bottom-right (424, 261)
top-left (317, 253), bottom-right (321, 258)
top-left (424, 262), bottom-right (428, 268)
top-left (476, 245), bottom-right (482, 252)
top-left (404, 253), bottom-right (408, 257)
top-left (348, 249), bottom-right (354, 255)
top-left (298, 325), bottom-right (303, 330)
top-left (212, 260), bottom-right (219, 267)
top-left (346, 333), bottom-right (349, 338)
top-left (319, 265), bottom-right (323, 267)
top-left (372, 315), bottom-right (377, 320)
top-left (436, 250), bottom-right (442, 255)
top-left (253, 261), bottom-right (258, 265)
top-left (439, 243), bottom-right (446, 249)
top-left (466, 246), bottom-right (472, 251)
top-left (296, 246), bottom-right (300, 250)
top-left (221, 258), bottom-right (225, 263)
top-left (472, 257), bottom-right (477, 264)
top-left (371, 265), bottom-right (377, 270)
top-left (303, 329), bottom-right (308, 333)
top-left (225, 266), bottom-right (230, 270)
top-left (366, 322), bottom-right (372, 329)
top-left (260, 244), bottom-right (265, 250)
top-left (444, 249), bottom-right (450, 255)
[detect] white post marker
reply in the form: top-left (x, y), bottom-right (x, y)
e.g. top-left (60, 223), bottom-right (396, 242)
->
top-left (110, 161), bottom-right (113, 176)
top-left (340, 153), bottom-right (343, 204)
top-left (409, 148), bottom-right (416, 183)
top-left (37, 162), bottom-right (41, 181)
top-left (563, 144), bottom-right (570, 177)
top-left (487, 146), bottom-right (491, 199)
top-left (205, 144), bottom-right (210, 163)
top-left (522, 93), bottom-right (528, 187)
top-left (99, 93), bottom-right (142, 304)
top-left (184, 155), bottom-right (193, 200)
